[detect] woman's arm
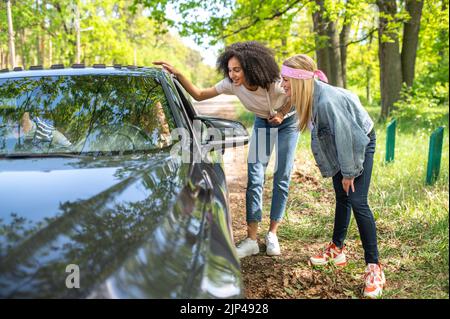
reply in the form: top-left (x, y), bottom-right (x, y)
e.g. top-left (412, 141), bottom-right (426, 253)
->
top-left (268, 98), bottom-right (291, 125)
top-left (277, 97), bottom-right (293, 117)
top-left (153, 61), bottom-right (219, 101)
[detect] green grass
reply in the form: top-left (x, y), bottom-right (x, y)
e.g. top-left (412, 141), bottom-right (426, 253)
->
top-left (237, 101), bottom-right (449, 299)
top-left (367, 119), bottom-right (449, 298)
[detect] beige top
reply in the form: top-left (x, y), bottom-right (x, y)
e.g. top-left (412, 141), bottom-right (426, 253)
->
top-left (215, 78), bottom-right (288, 119)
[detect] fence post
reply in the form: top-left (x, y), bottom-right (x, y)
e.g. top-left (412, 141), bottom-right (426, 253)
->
top-left (426, 126), bottom-right (444, 185)
top-left (385, 119), bottom-right (396, 163)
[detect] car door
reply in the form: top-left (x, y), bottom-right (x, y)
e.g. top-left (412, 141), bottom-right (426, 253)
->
top-left (168, 76), bottom-right (242, 297)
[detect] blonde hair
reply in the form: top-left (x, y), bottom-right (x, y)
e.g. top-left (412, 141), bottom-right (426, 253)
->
top-left (282, 54), bottom-right (316, 132)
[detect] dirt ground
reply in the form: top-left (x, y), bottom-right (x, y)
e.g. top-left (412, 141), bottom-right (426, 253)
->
top-left (194, 96), bottom-right (364, 299)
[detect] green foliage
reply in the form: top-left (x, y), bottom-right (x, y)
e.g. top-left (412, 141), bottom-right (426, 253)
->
top-left (391, 83), bottom-right (449, 132)
top-left (369, 120), bottom-right (448, 298)
top-left (415, 0), bottom-right (449, 88)
top-left (1, 0), bottom-right (449, 119)
top-left (0, 0), bottom-right (217, 87)
top-left (134, 0), bottom-right (448, 120)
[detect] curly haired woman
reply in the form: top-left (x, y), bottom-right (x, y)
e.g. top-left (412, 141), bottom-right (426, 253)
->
top-left (154, 41), bottom-right (299, 258)
top-left (280, 53), bottom-right (385, 298)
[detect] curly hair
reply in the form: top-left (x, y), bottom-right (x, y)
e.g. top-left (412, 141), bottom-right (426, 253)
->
top-left (216, 41), bottom-right (280, 90)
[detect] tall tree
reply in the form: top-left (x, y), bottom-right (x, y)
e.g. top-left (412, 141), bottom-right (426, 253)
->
top-left (35, 0), bottom-right (43, 65)
top-left (401, 0), bottom-right (424, 87)
top-left (376, 0), bottom-right (403, 118)
top-left (327, 19), bottom-right (343, 87)
top-left (312, 0), bottom-right (344, 87)
top-left (312, 0), bottom-right (332, 80)
top-left (136, 0), bottom-right (383, 89)
top-left (339, 0), bottom-right (353, 88)
top-left (6, 0), bottom-right (16, 68)
top-left (377, 0), bottom-right (425, 117)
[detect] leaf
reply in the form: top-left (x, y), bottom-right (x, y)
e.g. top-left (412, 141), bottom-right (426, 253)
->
top-left (284, 287), bottom-right (294, 295)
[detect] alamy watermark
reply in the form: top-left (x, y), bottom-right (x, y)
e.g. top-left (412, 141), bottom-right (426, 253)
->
top-left (65, 264), bottom-right (80, 289)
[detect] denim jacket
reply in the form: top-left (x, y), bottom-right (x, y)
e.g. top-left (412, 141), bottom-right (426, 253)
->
top-left (310, 80), bottom-right (374, 178)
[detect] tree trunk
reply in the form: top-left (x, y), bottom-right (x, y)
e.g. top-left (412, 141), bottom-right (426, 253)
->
top-left (366, 66), bottom-right (372, 104)
top-left (340, 19), bottom-right (351, 88)
top-left (312, 0), bottom-right (331, 80)
top-left (49, 39), bottom-right (53, 66)
top-left (312, 0), bottom-right (344, 87)
top-left (401, 0), bottom-right (424, 87)
top-left (76, 4), bottom-right (81, 63)
top-left (35, 0), bottom-right (42, 65)
top-left (40, 0), bottom-right (47, 66)
top-left (328, 21), bottom-right (343, 87)
top-left (366, 32), bottom-right (375, 104)
top-left (20, 29), bottom-right (27, 69)
top-left (377, 0), bottom-right (403, 118)
top-left (281, 37), bottom-right (288, 59)
top-left (439, 0), bottom-right (447, 58)
top-left (6, 0), bottom-right (16, 68)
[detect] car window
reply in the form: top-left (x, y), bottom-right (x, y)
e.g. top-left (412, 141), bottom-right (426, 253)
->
top-left (0, 75), bottom-right (176, 156)
top-left (173, 80), bottom-right (198, 120)
top-left (163, 77), bottom-right (204, 151)
top-left (164, 79), bottom-right (191, 129)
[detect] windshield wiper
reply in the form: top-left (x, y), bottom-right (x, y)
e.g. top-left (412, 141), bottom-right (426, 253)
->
top-left (0, 152), bottom-right (81, 159)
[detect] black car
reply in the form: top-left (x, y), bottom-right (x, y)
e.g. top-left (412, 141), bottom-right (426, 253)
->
top-left (0, 65), bottom-right (249, 298)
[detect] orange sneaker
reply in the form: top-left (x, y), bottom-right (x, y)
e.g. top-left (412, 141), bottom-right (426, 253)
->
top-left (363, 263), bottom-right (386, 299)
top-left (310, 242), bottom-right (347, 266)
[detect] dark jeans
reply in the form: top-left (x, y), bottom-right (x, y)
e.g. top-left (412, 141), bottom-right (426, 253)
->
top-left (331, 129), bottom-right (379, 264)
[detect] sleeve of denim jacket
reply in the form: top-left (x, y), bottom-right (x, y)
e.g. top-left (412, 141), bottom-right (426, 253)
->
top-left (322, 101), bottom-right (368, 178)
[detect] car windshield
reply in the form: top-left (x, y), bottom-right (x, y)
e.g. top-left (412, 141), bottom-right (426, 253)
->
top-left (0, 75), bottom-right (175, 157)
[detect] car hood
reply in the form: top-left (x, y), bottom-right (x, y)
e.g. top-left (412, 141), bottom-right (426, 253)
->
top-left (0, 152), bottom-right (189, 298)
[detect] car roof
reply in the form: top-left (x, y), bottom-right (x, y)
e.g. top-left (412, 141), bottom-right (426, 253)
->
top-left (0, 65), bottom-right (165, 79)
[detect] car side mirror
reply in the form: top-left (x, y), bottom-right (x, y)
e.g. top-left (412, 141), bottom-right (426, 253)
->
top-left (194, 116), bottom-right (249, 149)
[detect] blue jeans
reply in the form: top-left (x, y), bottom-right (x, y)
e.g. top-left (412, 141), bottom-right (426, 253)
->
top-left (246, 114), bottom-right (299, 223)
top-left (332, 129), bottom-right (379, 264)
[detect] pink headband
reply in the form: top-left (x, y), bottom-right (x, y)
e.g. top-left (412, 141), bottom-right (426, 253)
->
top-left (281, 64), bottom-right (328, 83)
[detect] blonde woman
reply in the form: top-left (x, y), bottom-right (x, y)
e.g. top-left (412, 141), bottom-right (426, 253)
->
top-left (280, 54), bottom-right (385, 299)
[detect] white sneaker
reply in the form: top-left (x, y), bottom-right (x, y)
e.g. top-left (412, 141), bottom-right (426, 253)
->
top-left (265, 232), bottom-right (281, 256)
top-left (235, 238), bottom-right (259, 259)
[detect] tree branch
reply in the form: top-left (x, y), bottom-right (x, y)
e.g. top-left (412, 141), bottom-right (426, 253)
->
top-left (303, 27), bottom-right (377, 54)
top-left (221, 0), bottom-right (310, 40)
top-left (344, 27), bottom-right (377, 47)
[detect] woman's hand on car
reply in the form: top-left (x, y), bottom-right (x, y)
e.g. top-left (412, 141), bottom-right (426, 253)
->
top-left (153, 61), bottom-right (180, 77)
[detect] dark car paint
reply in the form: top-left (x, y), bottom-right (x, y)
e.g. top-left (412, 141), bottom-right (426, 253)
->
top-left (0, 68), bottom-right (245, 298)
